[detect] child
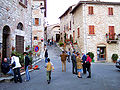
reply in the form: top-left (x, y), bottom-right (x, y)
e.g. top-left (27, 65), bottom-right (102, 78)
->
top-left (45, 58), bottom-right (54, 84)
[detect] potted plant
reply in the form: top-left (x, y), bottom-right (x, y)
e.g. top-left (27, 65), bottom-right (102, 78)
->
top-left (111, 54), bottom-right (118, 63)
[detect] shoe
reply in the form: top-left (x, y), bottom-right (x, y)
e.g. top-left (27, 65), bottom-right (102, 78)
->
top-left (77, 76), bottom-right (82, 78)
top-left (87, 76), bottom-right (91, 78)
top-left (48, 81), bottom-right (50, 84)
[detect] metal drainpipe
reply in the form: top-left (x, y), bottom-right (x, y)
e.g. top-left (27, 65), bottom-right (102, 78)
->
top-left (83, 3), bottom-right (87, 54)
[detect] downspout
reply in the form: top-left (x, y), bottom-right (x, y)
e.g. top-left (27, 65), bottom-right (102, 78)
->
top-left (83, 3), bottom-right (87, 54)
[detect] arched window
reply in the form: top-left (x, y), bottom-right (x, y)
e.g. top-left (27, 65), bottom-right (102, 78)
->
top-left (17, 22), bottom-right (23, 30)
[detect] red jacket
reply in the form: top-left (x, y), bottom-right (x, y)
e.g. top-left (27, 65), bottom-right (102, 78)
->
top-left (86, 56), bottom-right (91, 63)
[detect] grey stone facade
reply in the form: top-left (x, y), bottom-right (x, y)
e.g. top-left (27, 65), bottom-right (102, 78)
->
top-left (0, 0), bottom-right (32, 59)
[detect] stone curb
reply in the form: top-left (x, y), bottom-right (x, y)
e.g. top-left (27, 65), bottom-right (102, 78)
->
top-left (0, 58), bottom-right (42, 82)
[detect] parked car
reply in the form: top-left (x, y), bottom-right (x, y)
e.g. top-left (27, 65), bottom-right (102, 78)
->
top-left (116, 59), bottom-right (120, 69)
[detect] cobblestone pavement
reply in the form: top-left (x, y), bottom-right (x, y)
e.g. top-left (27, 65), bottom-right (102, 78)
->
top-left (0, 45), bottom-right (120, 90)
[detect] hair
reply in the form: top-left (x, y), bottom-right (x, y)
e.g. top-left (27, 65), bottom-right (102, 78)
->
top-left (11, 53), bottom-right (15, 56)
top-left (47, 58), bottom-right (50, 62)
top-left (23, 52), bottom-right (28, 55)
top-left (86, 53), bottom-right (89, 55)
top-left (73, 51), bottom-right (75, 53)
top-left (62, 51), bottom-right (65, 53)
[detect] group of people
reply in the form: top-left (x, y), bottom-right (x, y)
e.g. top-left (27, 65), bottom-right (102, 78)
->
top-left (1, 52), bottom-right (31, 83)
top-left (60, 50), bottom-right (92, 78)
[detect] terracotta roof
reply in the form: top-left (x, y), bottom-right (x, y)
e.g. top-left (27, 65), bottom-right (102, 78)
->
top-left (71, 1), bottom-right (120, 13)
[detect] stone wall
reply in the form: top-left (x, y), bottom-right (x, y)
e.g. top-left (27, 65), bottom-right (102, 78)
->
top-left (0, 0), bottom-right (32, 55)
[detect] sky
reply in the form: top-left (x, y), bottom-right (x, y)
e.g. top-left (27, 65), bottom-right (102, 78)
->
top-left (47, 0), bottom-right (120, 25)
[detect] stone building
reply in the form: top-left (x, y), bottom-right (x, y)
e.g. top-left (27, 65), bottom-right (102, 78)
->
top-left (47, 24), bottom-right (60, 42)
top-left (59, 5), bottom-right (76, 43)
top-left (60, 0), bottom-right (120, 62)
top-left (0, 0), bottom-right (32, 62)
top-left (32, 0), bottom-right (46, 56)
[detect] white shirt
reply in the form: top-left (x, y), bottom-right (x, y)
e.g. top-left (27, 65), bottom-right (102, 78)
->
top-left (11, 56), bottom-right (21, 69)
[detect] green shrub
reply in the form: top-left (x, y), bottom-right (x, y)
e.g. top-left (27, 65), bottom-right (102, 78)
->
top-left (112, 54), bottom-right (118, 61)
top-left (88, 52), bottom-right (94, 59)
top-left (59, 42), bottom-right (64, 46)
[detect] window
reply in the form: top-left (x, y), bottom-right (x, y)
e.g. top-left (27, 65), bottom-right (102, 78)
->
top-left (89, 25), bottom-right (95, 34)
top-left (17, 22), bottom-right (23, 30)
top-left (33, 18), bottom-right (41, 26)
top-left (109, 26), bottom-right (114, 40)
top-left (70, 21), bottom-right (71, 30)
top-left (16, 35), bottom-right (24, 53)
top-left (108, 7), bottom-right (113, 15)
top-left (78, 28), bottom-right (80, 37)
top-left (34, 36), bottom-right (38, 40)
top-left (88, 6), bottom-right (94, 15)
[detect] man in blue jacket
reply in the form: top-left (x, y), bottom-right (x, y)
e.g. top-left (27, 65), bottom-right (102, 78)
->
top-left (82, 53), bottom-right (87, 74)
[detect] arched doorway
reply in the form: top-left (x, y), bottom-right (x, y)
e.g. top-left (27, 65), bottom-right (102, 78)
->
top-left (2, 25), bottom-right (11, 59)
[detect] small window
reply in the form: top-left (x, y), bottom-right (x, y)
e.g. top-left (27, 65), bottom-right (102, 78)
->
top-left (17, 22), bottom-right (23, 30)
top-left (34, 36), bottom-right (38, 40)
top-left (89, 25), bottom-right (95, 35)
top-left (88, 6), bottom-right (94, 15)
top-left (108, 7), bottom-right (113, 15)
top-left (33, 18), bottom-right (41, 26)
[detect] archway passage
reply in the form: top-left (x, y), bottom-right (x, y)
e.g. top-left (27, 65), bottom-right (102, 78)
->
top-left (56, 34), bottom-right (60, 42)
top-left (2, 25), bottom-right (11, 60)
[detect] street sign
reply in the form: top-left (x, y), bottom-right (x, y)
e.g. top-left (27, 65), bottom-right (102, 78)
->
top-left (34, 46), bottom-right (39, 52)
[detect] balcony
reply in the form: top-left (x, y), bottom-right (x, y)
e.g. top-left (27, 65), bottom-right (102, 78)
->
top-left (106, 33), bottom-right (119, 44)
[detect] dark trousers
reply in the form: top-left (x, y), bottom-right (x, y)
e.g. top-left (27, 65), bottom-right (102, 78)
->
top-left (13, 68), bottom-right (22, 83)
top-left (72, 61), bottom-right (77, 74)
top-left (86, 64), bottom-right (91, 77)
top-left (46, 71), bottom-right (51, 81)
top-left (67, 55), bottom-right (70, 63)
top-left (83, 62), bottom-right (86, 74)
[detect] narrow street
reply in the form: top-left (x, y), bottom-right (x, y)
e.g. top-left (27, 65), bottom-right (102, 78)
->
top-left (0, 45), bottom-right (120, 90)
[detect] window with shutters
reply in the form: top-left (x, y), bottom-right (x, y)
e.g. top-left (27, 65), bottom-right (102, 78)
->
top-left (16, 35), bottom-right (24, 53)
top-left (19, 0), bottom-right (27, 8)
top-left (33, 18), bottom-right (41, 26)
top-left (89, 25), bottom-right (95, 35)
top-left (78, 28), bottom-right (80, 38)
top-left (109, 26), bottom-right (115, 40)
top-left (88, 6), bottom-right (94, 15)
top-left (108, 7), bottom-right (113, 15)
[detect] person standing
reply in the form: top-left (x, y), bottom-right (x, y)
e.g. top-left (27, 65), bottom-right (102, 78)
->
top-left (23, 52), bottom-right (30, 81)
top-left (45, 58), bottom-right (54, 84)
top-left (82, 53), bottom-right (87, 74)
top-left (76, 53), bottom-right (83, 78)
top-left (67, 48), bottom-right (71, 63)
top-left (11, 53), bottom-right (22, 83)
top-left (45, 49), bottom-right (48, 63)
top-left (86, 53), bottom-right (92, 78)
top-left (71, 51), bottom-right (77, 74)
top-left (60, 51), bottom-right (68, 72)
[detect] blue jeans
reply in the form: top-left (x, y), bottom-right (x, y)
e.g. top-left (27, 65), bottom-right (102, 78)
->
top-left (45, 57), bottom-right (48, 63)
top-left (25, 66), bottom-right (30, 81)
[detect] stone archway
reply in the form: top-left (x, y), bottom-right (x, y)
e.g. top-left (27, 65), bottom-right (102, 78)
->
top-left (2, 25), bottom-right (11, 59)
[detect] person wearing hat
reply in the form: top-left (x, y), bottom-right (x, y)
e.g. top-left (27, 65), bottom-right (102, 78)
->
top-left (82, 52), bottom-right (87, 74)
top-left (86, 53), bottom-right (92, 78)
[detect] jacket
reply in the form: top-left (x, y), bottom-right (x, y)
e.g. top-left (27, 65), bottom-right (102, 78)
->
top-left (86, 56), bottom-right (92, 63)
top-left (76, 56), bottom-right (83, 69)
top-left (11, 56), bottom-right (21, 69)
top-left (60, 53), bottom-right (68, 62)
top-left (45, 62), bottom-right (54, 71)
top-left (25, 55), bottom-right (30, 70)
top-left (71, 53), bottom-right (76, 62)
